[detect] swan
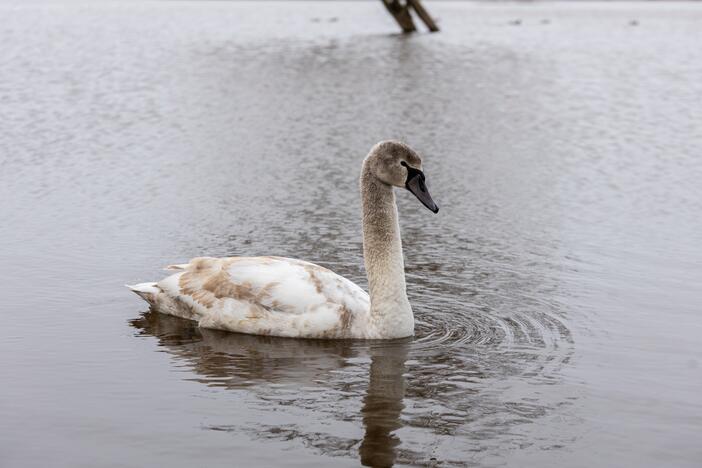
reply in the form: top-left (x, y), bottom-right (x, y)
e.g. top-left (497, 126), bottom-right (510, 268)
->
top-left (127, 141), bottom-right (439, 339)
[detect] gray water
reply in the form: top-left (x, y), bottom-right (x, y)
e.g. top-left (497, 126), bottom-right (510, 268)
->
top-left (1, 2), bottom-right (701, 467)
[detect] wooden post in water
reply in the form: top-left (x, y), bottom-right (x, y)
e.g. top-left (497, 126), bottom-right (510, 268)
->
top-left (380, 0), bottom-right (439, 33)
top-left (381, 0), bottom-right (416, 33)
top-left (407, 0), bottom-right (439, 32)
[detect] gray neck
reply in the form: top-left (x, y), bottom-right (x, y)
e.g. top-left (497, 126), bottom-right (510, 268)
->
top-left (360, 162), bottom-right (414, 337)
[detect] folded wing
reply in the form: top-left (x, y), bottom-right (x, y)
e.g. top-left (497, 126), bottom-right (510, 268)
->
top-left (153, 256), bottom-right (370, 338)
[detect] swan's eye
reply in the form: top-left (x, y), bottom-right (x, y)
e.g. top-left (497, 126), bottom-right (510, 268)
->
top-left (400, 161), bottom-right (408, 168)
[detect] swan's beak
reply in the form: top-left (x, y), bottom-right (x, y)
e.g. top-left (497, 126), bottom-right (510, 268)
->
top-left (406, 169), bottom-right (439, 214)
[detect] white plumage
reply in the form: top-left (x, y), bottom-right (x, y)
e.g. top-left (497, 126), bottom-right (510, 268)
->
top-left (129, 256), bottom-right (370, 339)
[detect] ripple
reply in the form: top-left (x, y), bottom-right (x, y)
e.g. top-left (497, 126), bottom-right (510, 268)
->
top-left (131, 292), bottom-right (574, 465)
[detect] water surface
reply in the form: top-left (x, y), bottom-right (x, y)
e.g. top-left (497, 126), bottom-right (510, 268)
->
top-left (1, 2), bottom-right (701, 467)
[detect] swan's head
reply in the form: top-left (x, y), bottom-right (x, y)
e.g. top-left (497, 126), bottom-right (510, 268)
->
top-left (366, 140), bottom-right (439, 214)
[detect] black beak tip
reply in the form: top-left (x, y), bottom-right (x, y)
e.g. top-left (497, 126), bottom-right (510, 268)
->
top-left (405, 169), bottom-right (439, 214)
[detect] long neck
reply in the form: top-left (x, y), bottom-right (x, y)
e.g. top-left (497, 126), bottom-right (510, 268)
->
top-left (360, 162), bottom-right (414, 338)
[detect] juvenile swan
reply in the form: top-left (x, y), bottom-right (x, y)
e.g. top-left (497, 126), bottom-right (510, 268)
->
top-left (127, 141), bottom-right (439, 339)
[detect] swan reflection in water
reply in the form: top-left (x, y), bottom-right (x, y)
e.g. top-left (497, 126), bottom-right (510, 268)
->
top-left (131, 311), bottom-right (411, 467)
top-left (358, 342), bottom-right (408, 467)
top-left (131, 307), bottom-right (573, 465)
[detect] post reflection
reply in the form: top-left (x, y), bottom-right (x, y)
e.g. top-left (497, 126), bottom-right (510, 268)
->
top-left (130, 312), bottom-right (410, 466)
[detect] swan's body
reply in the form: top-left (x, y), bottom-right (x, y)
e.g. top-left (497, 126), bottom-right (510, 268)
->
top-left (130, 256), bottom-right (373, 339)
top-left (128, 141), bottom-right (438, 339)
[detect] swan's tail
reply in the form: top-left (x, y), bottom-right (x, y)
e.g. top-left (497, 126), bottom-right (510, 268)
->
top-left (126, 282), bottom-right (160, 305)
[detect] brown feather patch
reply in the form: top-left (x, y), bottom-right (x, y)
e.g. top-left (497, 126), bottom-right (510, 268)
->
top-left (179, 259), bottom-right (280, 310)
